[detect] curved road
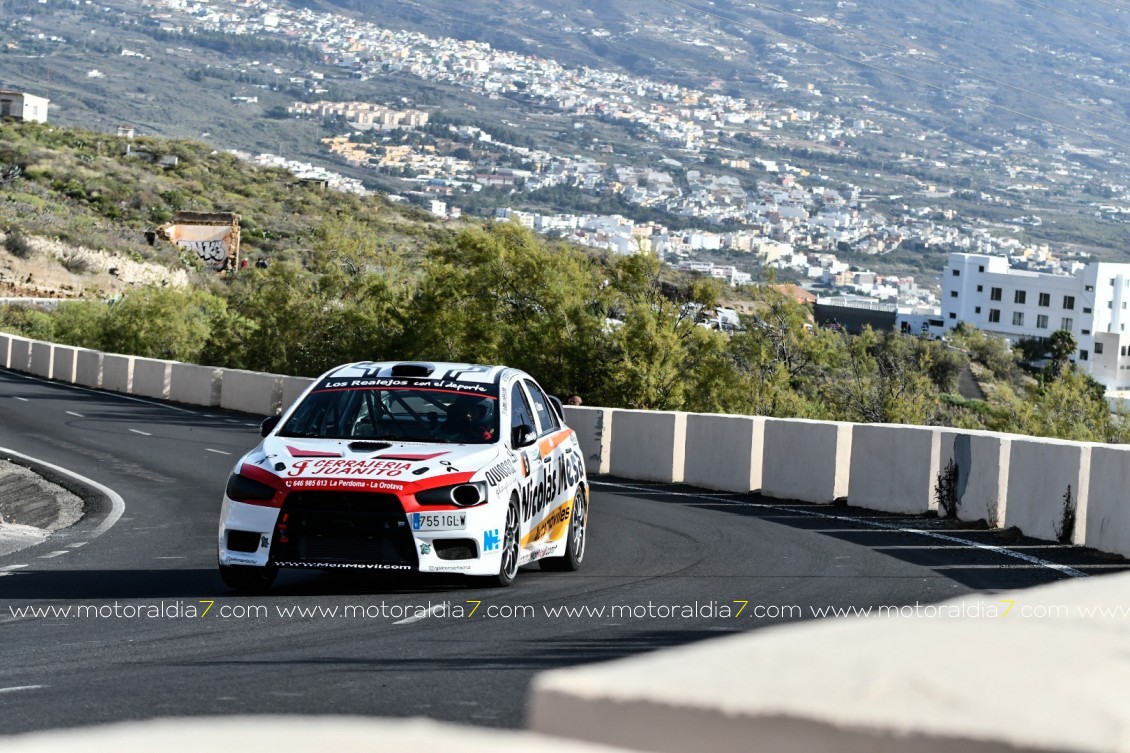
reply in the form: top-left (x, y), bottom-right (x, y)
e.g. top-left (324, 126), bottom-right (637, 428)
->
top-left (0, 368), bottom-right (1120, 735)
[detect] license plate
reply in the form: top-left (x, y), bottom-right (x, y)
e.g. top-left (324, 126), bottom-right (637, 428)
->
top-left (411, 512), bottom-right (467, 531)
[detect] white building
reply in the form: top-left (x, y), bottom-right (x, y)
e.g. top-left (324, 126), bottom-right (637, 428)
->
top-left (0, 90), bottom-right (49, 123)
top-left (942, 253), bottom-right (1130, 389)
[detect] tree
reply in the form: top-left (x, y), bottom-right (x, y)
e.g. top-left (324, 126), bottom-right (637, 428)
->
top-left (1047, 329), bottom-right (1077, 379)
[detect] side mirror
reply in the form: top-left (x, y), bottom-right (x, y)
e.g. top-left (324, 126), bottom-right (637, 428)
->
top-left (260, 415), bottom-right (281, 437)
top-left (511, 424), bottom-right (537, 448)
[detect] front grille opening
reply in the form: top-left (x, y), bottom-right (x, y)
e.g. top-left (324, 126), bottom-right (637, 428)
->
top-left (227, 530), bottom-right (261, 553)
top-left (434, 538), bottom-right (478, 560)
top-left (273, 492), bottom-right (417, 567)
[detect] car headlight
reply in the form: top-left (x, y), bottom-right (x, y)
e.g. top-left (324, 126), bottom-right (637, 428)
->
top-left (226, 473), bottom-right (277, 502)
top-left (416, 481), bottom-right (488, 507)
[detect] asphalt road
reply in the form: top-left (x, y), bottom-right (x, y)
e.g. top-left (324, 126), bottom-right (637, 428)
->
top-left (0, 367), bottom-right (1125, 735)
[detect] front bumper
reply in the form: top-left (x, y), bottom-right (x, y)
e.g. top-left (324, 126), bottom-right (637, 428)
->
top-left (218, 492), bottom-right (505, 576)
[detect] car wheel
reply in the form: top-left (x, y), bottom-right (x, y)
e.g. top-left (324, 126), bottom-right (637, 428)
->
top-left (540, 486), bottom-right (586, 572)
top-left (482, 499), bottom-right (521, 588)
top-left (218, 563), bottom-right (277, 592)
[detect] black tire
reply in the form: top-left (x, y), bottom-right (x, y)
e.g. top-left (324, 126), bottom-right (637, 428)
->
top-left (481, 499), bottom-right (521, 588)
top-left (218, 563), bottom-right (277, 592)
top-left (540, 485), bottom-right (587, 572)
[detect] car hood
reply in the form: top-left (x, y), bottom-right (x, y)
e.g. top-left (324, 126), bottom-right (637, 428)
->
top-left (243, 436), bottom-right (505, 487)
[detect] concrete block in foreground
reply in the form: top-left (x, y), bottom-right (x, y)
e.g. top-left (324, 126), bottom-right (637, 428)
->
top-left (1005, 437), bottom-right (1091, 544)
top-left (101, 353), bottom-right (135, 394)
top-left (169, 363), bottom-right (223, 407)
top-left (74, 349), bottom-right (104, 389)
top-left (564, 406), bottom-right (612, 475)
top-left (761, 418), bottom-right (851, 503)
top-left (9, 336), bottom-right (32, 372)
top-left (29, 341), bottom-right (54, 379)
top-left (52, 345), bottom-right (79, 384)
top-left (2, 716), bottom-right (638, 753)
top-left (609, 409), bottom-right (687, 483)
top-left (131, 358), bottom-right (175, 400)
top-left (221, 368), bottom-right (283, 416)
top-left (848, 423), bottom-right (940, 514)
top-left (0, 331), bottom-right (12, 368)
top-left (529, 572), bottom-right (1130, 753)
top-left (1085, 445), bottom-right (1130, 557)
top-left (939, 429), bottom-right (1011, 526)
top-left (683, 413), bottom-right (764, 492)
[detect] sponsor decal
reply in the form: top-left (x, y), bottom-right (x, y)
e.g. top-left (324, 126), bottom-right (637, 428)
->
top-left (287, 458), bottom-right (413, 478)
top-left (318, 377), bottom-right (493, 395)
top-left (483, 528), bottom-right (501, 552)
top-left (484, 458), bottom-right (517, 487)
top-left (430, 564), bottom-right (473, 572)
top-left (419, 542), bottom-right (432, 555)
top-left (259, 535), bottom-right (270, 549)
top-left (284, 478), bottom-right (405, 492)
top-left (225, 556), bottom-right (259, 565)
top-left (519, 451), bottom-right (583, 523)
top-left (523, 500), bottom-right (572, 546)
top-left (273, 561), bottom-right (413, 570)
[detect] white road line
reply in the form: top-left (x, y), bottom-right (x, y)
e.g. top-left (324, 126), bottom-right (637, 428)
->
top-left (394, 603), bottom-right (446, 625)
top-left (129, 429), bottom-right (152, 436)
top-left (0, 685), bottom-right (46, 694)
top-left (66, 542), bottom-right (87, 548)
top-left (593, 480), bottom-right (1089, 578)
top-left (205, 448), bottom-right (232, 456)
top-left (3, 370), bottom-right (201, 414)
top-left (13, 396), bottom-right (28, 402)
top-left (0, 564), bottom-right (29, 571)
top-left (0, 446), bottom-right (126, 540)
top-left (38, 550), bottom-right (70, 559)
top-left (224, 419), bottom-right (240, 424)
top-left (65, 411), bottom-right (84, 418)
top-left (156, 556), bottom-right (186, 560)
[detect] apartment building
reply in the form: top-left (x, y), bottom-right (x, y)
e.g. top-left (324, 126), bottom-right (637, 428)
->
top-left (942, 253), bottom-right (1130, 389)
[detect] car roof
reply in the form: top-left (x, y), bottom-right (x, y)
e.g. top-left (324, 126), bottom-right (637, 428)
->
top-left (323, 361), bottom-right (518, 385)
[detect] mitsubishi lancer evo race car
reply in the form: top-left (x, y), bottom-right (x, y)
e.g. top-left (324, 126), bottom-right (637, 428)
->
top-left (217, 361), bottom-right (589, 591)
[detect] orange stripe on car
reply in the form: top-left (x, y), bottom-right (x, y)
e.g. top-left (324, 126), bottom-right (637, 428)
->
top-left (538, 428), bottom-right (574, 458)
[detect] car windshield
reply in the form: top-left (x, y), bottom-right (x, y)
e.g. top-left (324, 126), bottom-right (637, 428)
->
top-left (278, 384), bottom-right (500, 444)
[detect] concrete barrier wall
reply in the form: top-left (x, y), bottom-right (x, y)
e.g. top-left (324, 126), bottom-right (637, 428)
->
top-left (0, 332), bottom-right (11, 368)
top-left (761, 418), bottom-right (852, 503)
top-left (1005, 437), bottom-right (1091, 544)
top-left (74, 349), bottom-right (104, 389)
top-left (169, 363), bottom-right (223, 407)
top-left (279, 375), bottom-right (316, 415)
top-left (609, 410), bottom-right (687, 483)
top-left (131, 358), bottom-right (175, 400)
top-left (940, 429), bottom-right (1011, 525)
top-left (29, 341), bottom-right (53, 379)
top-left (220, 368), bottom-right (284, 416)
top-left (101, 354), bottom-right (135, 395)
top-left (52, 345), bottom-right (79, 384)
top-left (1084, 445), bottom-right (1130, 557)
top-left (9, 336), bottom-right (32, 371)
top-left (683, 414), bottom-right (764, 493)
top-left (563, 406), bottom-right (612, 475)
top-left (848, 424), bottom-right (940, 514)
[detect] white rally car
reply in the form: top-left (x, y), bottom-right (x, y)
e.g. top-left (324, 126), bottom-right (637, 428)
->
top-left (217, 361), bottom-right (588, 591)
